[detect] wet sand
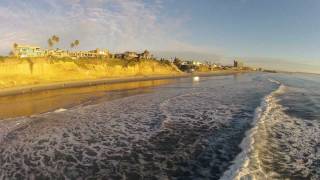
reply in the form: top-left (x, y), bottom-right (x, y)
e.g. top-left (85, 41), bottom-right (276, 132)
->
top-left (0, 70), bottom-right (249, 120)
top-left (0, 79), bottom-right (175, 120)
top-left (0, 70), bottom-right (249, 97)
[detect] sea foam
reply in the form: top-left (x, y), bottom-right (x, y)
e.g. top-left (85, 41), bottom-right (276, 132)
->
top-left (221, 79), bottom-right (286, 180)
top-left (222, 78), bottom-right (320, 180)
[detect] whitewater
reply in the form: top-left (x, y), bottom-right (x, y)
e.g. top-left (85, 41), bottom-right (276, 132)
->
top-left (221, 80), bottom-right (286, 180)
top-left (222, 73), bottom-right (320, 180)
top-left (0, 73), bottom-right (319, 179)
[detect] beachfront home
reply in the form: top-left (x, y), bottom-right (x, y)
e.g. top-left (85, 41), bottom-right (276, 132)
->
top-left (69, 51), bottom-right (93, 58)
top-left (181, 60), bottom-right (202, 66)
top-left (124, 51), bottom-right (139, 60)
top-left (114, 53), bottom-right (125, 59)
top-left (114, 51), bottom-right (137, 60)
top-left (45, 49), bottom-right (69, 58)
top-left (88, 48), bottom-right (110, 58)
top-left (47, 48), bottom-right (110, 59)
top-left (11, 43), bottom-right (153, 60)
top-left (114, 50), bottom-right (153, 60)
top-left (192, 61), bottom-right (202, 66)
top-left (138, 50), bottom-right (153, 59)
top-left (13, 44), bottom-right (45, 58)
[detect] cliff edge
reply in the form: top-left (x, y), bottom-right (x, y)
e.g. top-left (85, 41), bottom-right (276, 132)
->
top-left (0, 57), bottom-right (181, 89)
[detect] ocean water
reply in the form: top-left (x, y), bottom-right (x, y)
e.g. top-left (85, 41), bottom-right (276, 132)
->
top-left (0, 73), bottom-right (319, 179)
top-left (223, 73), bottom-right (320, 180)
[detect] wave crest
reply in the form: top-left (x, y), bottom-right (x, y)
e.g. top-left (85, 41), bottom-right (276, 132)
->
top-left (221, 80), bottom-right (286, 180)
top-left (222, 78), bottom-right (320, 180)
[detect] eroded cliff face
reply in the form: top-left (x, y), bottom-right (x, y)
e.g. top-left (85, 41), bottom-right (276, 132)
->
top-left (0, 58), bottom-right (180, 89)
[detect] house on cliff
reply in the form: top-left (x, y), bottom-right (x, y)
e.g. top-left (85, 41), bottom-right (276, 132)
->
top-left (114, 50), bottom-right (153, 60)
top-left (12, 44), bottom-right (111, 59)
top-left (13, 44), bottom-right (45, 58)
top-left (69, 48), bottom-right (110, 58)
top-left (124, 51), bottom-right (139, 60)
top-left (138, 50), bottom-right (153, 59)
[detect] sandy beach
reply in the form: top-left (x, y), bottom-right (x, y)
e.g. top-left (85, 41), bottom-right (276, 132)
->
top-left (0, 70), bottom-right (250, 97)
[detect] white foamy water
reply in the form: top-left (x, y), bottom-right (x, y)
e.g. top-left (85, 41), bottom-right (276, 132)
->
top-left (221, 81), bottom-right (286, 180)
top-left (0, 74), bottom-right (280, 179)
top-left (222, 74), bottom-right (320, 180)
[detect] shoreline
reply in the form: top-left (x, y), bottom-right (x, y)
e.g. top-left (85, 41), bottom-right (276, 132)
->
top-left (0, 70), bottom-right (251, 97)
top-left (0, 71), bottom-right (269, 179)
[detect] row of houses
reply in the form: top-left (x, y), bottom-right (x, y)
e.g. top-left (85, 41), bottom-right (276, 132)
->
top-left (180, 60), bottom-right (221, 69)
top-left (12, 44), bottom-right (153, 60)
top-left (180, 60), bottom-right (203, 66)
top-left (114, 50), bottom-right (153, 60)
top-left (12, 44), bottom-right (111, 58)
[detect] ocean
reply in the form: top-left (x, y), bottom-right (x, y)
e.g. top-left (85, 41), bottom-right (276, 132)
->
top-left (0, 73), bottom-right (319, 179)
top-left (224, 73), bottom-right (320, 180)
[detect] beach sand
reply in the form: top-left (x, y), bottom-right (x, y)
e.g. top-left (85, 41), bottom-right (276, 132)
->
top-left (0, 70), bottom-right (249, 97)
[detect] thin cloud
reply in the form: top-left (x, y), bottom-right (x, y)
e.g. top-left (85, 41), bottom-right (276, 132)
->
top-left (0, 0), bottom-right (210, 55)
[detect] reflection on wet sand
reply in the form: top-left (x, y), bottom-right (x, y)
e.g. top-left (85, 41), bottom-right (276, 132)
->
top-left (0, 79), bottom-right (174, 120)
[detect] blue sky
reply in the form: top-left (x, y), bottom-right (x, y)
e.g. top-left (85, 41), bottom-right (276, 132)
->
top-left (1, 0), bottom-right (320, 73)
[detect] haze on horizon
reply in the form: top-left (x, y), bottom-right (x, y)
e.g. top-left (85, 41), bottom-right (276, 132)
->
top-left (1, 0), bottom-right (320, 74)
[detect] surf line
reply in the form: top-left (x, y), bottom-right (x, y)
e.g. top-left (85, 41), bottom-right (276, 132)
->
top-left (220, 79), bottom-right (286, 180)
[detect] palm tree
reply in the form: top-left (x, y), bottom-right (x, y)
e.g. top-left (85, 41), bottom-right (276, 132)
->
top-left (9, 51), bottom-right (14, 56)
top-left (70, 40), bottom-right (80, 51)
top-left (48, 35), bottom-right (60, 48)
top-left (52, 35), bottom-right (59, 43)
top-left (70, 40), bottom-right (80, 49)
top-left (48, 38), bottom-right (53, 48)
top-left (74, 40), bottom-right (80, 46)
top-left (70, 40), bottom-right (80, 58)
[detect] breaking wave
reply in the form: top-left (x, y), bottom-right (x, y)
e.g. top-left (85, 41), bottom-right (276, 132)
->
top-left (221, 79), bottom-right (286, 180)
top-left (222, 78), bottom-right (320, 180)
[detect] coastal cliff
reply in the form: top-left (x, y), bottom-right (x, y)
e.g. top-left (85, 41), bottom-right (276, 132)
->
top-left (0, 57), bottom-right (181, 89)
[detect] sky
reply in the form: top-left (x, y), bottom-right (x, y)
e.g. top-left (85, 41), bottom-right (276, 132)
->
top-left (1, 0), bottom-right (320, 73)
